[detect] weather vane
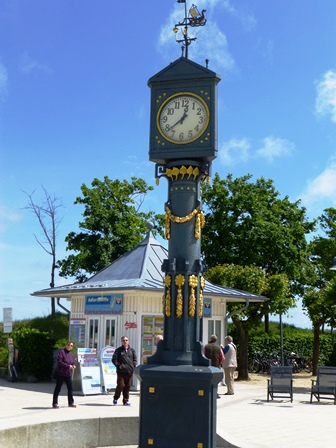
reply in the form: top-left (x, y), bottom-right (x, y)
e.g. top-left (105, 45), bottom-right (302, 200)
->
top-left (174, 1), bottom-right (206, 59)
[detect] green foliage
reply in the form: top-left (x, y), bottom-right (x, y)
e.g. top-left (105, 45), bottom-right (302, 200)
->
top-left (206, 264), bottom-right (293, 325)
top-left (0, 330), bottom-right (9, 368)
top-left (0, 329), bottom-right (7, 348)
top-left (0, 314), bottom-right (69, 375)
top-left (12, 327), bottom-right (55, 380)
top-left (57, 176), bottom-right (163, 281)
top-left (309, 208), bottom-right (336, 285)
top-left (0, 347), bottom-right (7, 368)
top-left (248, 327), bottom-right (335, 366)
top-left (28, 312), bottom-right (69, 343)
top-left (202, 173), bottom-right (316, 296)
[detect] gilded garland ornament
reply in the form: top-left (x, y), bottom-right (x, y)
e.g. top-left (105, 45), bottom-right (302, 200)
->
top-left (164, 205), bottom-right (204, 240)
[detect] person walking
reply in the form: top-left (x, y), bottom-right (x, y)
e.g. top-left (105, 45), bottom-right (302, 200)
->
top-left (204, 334), bottom-right (224, 398)
top-left (52, 340), bottom-right (77, 408)
top-left (222, 335), bottom-right (237, 395)
top-left (112, 336), bottom-right (137, 406)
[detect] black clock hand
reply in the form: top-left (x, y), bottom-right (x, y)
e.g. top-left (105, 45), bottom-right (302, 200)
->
top-left (170, 108), bottom-right (188, 129)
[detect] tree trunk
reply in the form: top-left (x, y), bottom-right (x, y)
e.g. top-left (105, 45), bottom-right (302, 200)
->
top-left (233, 317), bottom-right (250, 381)
top-left (51, 298), bottom-right (56, 322)
top-left (50, 259), bottom-right (56, 321)
top-left (312, 323), bottom-right (320, 376)
top-left (264, 314), bottom-right (269, 333)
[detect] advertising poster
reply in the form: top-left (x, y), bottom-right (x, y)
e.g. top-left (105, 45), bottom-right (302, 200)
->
top-left (142, 336), bottom-right (153, 355)
top-left (77, 348), bottom-right (102, 395)
top-left (69, 318), bottom-right (86, 347)
top-left (143, 316), bottom-right (153, 334)
top-left (99, 346), bottom-right (117, 392)
top-left (154, 316), bottom-right (164, 335)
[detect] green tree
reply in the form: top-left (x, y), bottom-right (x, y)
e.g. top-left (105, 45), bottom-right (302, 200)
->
top-left (303, 208), bottom-right (336, 374)
top-left (57, 176), bottom-right (161, 281)
top-left (201, 173), bottom-right (315, 379)
top-left (202, 174), bottom-right (315, 293)
top-left (206, 264), bottom-right (292, 380)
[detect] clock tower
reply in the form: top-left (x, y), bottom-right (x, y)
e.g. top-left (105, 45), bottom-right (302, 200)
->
top-left (148, 57), bottom-right (221, 163)
top-left (135, 3), bottom-right (222, 447)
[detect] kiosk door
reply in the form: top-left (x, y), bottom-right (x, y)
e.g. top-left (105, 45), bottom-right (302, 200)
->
top-left (87, 316), bottom-right (117, 351)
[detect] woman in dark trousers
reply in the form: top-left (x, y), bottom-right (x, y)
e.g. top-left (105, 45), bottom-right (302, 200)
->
top-left (52, 340), bottom-right (77, 408)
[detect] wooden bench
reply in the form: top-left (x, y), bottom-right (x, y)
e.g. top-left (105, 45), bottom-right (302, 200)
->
top-left (267, 366), bottom-right (293, 402)
top-left (310, 366), bottom-right (336, 404)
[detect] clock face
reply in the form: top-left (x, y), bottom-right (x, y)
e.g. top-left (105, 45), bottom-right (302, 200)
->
top-left (157, 93), bottom-right (210, 144)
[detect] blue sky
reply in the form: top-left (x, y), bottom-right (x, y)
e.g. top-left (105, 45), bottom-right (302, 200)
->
top-left (1, 1), bottom-right (336, 328)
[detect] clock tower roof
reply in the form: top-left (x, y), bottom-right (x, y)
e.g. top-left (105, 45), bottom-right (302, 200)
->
top-left (148, 57), bottom-right (221, 87)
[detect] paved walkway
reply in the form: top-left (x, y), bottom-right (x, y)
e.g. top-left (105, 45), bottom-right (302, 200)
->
top-left (0, 377), bottom-right (335, 447)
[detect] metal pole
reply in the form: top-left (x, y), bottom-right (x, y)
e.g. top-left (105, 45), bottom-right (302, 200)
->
top-left (280, 314), bottom-right (284, 365)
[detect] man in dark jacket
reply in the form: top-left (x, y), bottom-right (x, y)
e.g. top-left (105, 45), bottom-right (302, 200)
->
top-left (112, 336), bottom-right (137, 406)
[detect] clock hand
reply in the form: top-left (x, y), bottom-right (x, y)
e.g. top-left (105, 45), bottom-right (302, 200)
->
top-left (170, 108), bottom-right (189, 129)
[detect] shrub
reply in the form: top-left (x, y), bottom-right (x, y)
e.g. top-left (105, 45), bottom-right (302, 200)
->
top-left (29, 312), bottom-right (69, 343)
top-left (0, 347), bottom-right (8, 368)
top-left (12, 327), bottom-right (55, 380)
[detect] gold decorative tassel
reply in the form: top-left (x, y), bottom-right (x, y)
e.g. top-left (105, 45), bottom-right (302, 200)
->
top-left (175, 274), bottom-right (185, 318)
top-left (194, 210), bottom-right (205, 239)
top-left (165, 209), bottom-right (171, 240)
top-left (164, 275), bottom-right (171, 317)
top-left (188, 275), bottom-right (198, 317)
top-left (199, 276), bottom-right (205, 318)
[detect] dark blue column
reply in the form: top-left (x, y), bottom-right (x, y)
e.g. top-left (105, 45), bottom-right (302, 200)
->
top-left (135, 160), bottom-right (222, 448)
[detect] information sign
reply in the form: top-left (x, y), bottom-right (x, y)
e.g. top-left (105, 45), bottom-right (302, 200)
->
top-left (99, 346), bottom-right (117, 392)
top-left (77, 348), bottom-right (102, 395)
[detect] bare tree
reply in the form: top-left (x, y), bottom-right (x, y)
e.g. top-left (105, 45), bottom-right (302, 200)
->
top-left (22, 186), bottom-right (64, 320)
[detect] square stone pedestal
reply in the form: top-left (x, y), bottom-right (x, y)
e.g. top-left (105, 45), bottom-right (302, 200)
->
top-left (135, 364), bottom-right (222, 448)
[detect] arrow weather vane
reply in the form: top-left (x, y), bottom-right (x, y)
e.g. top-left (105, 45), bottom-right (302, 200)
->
top-left (174, 1), bottom-right (207, 59)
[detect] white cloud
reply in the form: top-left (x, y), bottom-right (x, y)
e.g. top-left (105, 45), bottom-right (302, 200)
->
top-left (0, 61), bottom-right (8, 100)
top-left (157, 0), bottom-right (256, 72)
top-left (256, 136), bottom-right (294, 162)
top-left (158, 1), bottom-right (235, 73)
top-left (300, 158), bottom-right (336, 208)
top-left (219, 138), bottom-right (251, 166)
top-left (220, 0), bottom-right (257, 31)
top-left (219, 135), bottom-right (294, 166)
top-left (19, 52), bottom-right (53, 75)
top-left (315, 69), bottom-right (336, 123)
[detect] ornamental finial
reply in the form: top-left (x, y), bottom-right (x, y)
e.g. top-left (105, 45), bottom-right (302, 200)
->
top-left (173, 1), bottom-right (207, 59)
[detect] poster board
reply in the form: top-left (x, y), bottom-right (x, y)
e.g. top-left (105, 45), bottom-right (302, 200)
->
top-left (69, 318), bottom-right (86, 348)
top-left (99, 346), bottom-right (117, 392)
top-left (77, 348), bottom-right (102, 395)
top-left (141, 315), bottom-right (164, 364)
